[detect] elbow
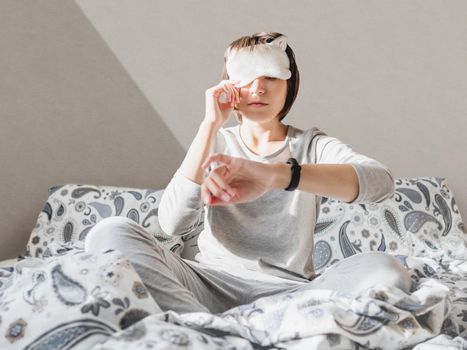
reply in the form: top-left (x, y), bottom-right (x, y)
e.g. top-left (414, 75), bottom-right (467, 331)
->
top-left (157, 193), bottom-right (174, 236)
top-left (159, 220), bottom-right (177, 237)
top-left (157, 192), bottom-right (203, 237)
top-left (347, 164), bottom-right (396, 204)
top-left (158, 213), bottom-right (173, 236)
top-left (158, 205), bottom-right (183, 237)
top-left (374, 168), bottom-right (396, 203)
top-left (157, 191), bottom-right (182, 237)
top-left (159, 214), bottom-right (201, 237)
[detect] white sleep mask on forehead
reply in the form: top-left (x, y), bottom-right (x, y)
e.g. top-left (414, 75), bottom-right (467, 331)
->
top-left (226, 35), bottom-right (292, 88)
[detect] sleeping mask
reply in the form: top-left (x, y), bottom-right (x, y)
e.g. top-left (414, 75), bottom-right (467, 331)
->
top-left (226, 35), bottom-right (292, 88)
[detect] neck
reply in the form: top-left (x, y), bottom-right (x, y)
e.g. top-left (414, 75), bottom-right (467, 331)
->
top-left (239, 119), bottom-right (288, 146)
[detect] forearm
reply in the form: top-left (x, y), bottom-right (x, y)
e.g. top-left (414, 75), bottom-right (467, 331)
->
top-left (159, 120), bottom-right (218, 235)
top-left (270, 163), bottom-right (359, 203)
top-left (179, 120), bottom-right (220, 185)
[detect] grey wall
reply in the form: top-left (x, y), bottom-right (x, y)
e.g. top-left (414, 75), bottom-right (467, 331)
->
top-left (1, 0), bottom-right (466, 260)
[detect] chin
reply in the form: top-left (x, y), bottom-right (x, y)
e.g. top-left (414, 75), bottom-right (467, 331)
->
top-left (240, 115), bottom-right (280, 124)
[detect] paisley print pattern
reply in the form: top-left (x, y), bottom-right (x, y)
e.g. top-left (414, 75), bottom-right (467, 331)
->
top-left (25, 319), bottom-right (116, 350)
top-left (404, 211), bottom-right (442, 233)
top-left (87, 202), bottom-right (112, 218)
top-left (313, 240), bottom-right (332, 270)
top-left (114, 196), bottom-right (125, 216)
top-left (339, 220), bottom-right (359, 257)
top-left (396, 187), bottom-right (423, 204)
top-left (73, 265), bottom-right (455, 349)
top-left (41, 202), bottom-right (53, 222)
top-left (8, 176), bottom-right (466, 348)
top-left (435, 194), bottom-right (453, 236)
top-left (377, 233), bottom-right (386, 251)
top-left (335, 313), bottom-right (386, 336)
top-left (416, 182), bottom-right (431, 208)
top-left (29, 176), bottom-right (464, 270)
top-left (384, 208), bottom-right (403, 236)
top-left (71, 186), bottom-right (102, 199)
top-left (314, 220), bottom-right (334, 233)
top-left (51, 264), bottom-right (87, 306)
top-left (60, 220), bottom-right (76, 244)
top-left (313, 176), bottom-right (466, 276)
top-left (24, 184), bottom-right (198, 259)
top-left (0, 250), bottom-right (161, 349)
top-left (126, 208), bottom-right (140, 223)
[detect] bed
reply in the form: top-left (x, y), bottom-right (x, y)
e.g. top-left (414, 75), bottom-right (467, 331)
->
top-left (0, 176), bottom-right (466, 349)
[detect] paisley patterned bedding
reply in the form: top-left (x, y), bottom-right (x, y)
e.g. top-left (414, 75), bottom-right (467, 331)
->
top-left (88, 256), bottom-right (467, 350)
top-left (0, 252), bottom-right (465, 349)
top-left (0, 250), bottom-right (162, 349)
top-left (1, 175), bottom-right (465, 348)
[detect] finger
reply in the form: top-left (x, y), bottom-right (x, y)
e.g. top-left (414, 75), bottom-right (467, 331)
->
top-left (212, 87), bottom-right (228, 106)
top-left (210, 169), bottom-right (236, 198)
top-left (213, 85), bottom-right (227, 104)
top-left (230, 84), bottom-right (239, 104)
top-left (217, 91), bottom-right (228, 104)
top-left (222, 85), bottom-right (231, 103)
top-left (232, 86), bottom-right (240, 105)
top-left (209, 188), bottom-right (241, 206)
top-left (201, 182), bottom-right (212, 204)
top-left (205, 177), bottom-right (232, 202)
top-left (220, 91), bottom-right (229, 105)
top-left (208, 195), bottom-right (232, 206)
top-left (228, 84), bottom-right (236, 105)
top-left (226, 84), bottom-right (235, 106)
top-left (202, 153), bottom-right (231, 170)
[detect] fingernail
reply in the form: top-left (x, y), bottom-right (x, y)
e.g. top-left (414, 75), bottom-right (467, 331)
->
top-left (222, 194), bottom-right (230, 201)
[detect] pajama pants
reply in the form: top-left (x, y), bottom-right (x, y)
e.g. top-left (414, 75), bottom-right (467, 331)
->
top-left (84, 216), bottom-right (413, 315)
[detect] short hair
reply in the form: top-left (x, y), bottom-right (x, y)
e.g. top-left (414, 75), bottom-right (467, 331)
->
top-left (220, 32), bottom-right (300, 123)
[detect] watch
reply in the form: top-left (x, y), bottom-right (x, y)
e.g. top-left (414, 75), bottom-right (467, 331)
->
top-left (284, 158), bottom-right (301, 191)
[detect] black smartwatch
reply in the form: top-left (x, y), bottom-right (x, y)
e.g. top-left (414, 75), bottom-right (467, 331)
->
top-left (284, 158), bottom-right (301, 191)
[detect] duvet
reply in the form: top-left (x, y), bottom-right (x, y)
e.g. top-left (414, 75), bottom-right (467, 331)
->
top-left (0, 249), bottom-right (466, 350)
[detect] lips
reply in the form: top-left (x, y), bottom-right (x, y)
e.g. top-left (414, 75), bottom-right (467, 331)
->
top-left (248, 102), bottom-right (268, 105)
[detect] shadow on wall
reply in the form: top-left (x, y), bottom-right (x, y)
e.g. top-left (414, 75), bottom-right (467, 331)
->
top-left (0, 1), bottom-right (185, 260)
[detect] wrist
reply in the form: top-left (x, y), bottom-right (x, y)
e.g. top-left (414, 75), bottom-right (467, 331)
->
top-left (270, 162), bottom-right (292, 190)
top-left (201, 118), bottom-right (222, 131)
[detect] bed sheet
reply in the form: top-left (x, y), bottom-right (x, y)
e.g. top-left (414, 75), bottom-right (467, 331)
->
top-left (0, 253), bottom-right (466, 350)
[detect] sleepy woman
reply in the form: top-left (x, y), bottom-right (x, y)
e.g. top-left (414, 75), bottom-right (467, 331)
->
top-left (84, 32), bottom-right (412, 315)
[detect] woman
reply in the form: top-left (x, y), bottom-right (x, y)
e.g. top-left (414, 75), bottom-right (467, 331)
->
top-left (85, 32), bottom-right (412, 315)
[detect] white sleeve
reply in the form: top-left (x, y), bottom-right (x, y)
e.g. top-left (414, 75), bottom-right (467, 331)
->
top-left (158, 129), bottom-right (224, 236)
top-left (158, 169), bottom-right (205, 236)
top-left (315, 134), bottom-right (395, 204)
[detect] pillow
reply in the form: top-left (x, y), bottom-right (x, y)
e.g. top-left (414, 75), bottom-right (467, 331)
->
top-left (313, 176), bottom-right (467, 274)
top-left (0, 249), bottom-right (162, 349)
top-left (24, 184), bottom-right (202, 259)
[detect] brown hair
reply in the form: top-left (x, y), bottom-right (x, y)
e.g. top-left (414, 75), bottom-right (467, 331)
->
top-left (220, 32), bottom-right (300, 123)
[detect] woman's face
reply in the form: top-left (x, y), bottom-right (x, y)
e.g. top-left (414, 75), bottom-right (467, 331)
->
top-left (235, 76), bottom-right (288, 123)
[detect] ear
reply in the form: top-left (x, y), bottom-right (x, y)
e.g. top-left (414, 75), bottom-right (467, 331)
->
top-left (268, 35), bottom-right (288, 51)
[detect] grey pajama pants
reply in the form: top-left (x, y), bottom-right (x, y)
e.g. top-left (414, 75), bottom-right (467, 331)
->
top-left (84, 216), bottom-right (413, 315)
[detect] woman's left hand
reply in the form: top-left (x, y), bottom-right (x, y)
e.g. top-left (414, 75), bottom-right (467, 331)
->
top-left (201, 153), bottom-right (274, 205)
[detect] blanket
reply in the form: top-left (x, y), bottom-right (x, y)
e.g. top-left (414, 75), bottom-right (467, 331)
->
top-left (0, 250), bottom-right (464, 350)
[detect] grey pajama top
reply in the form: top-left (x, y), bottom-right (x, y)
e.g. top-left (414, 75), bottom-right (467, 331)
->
top-left (158, 124), bottom-right (395, 283)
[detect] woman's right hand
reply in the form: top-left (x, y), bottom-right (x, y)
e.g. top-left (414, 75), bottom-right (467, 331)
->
top-left (204, 80), bottom-right (241, 127)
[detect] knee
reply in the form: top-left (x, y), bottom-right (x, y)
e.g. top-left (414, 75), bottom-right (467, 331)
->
top-left (368, 252), bottom-right (406, 272)
top-left (84, 216), bottom-right (136, 253)
top-left (363, 252), bottom-right (412, 293)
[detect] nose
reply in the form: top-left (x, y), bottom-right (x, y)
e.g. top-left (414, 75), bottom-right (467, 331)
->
top-left (249, 78), bottom-right (265, 95)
